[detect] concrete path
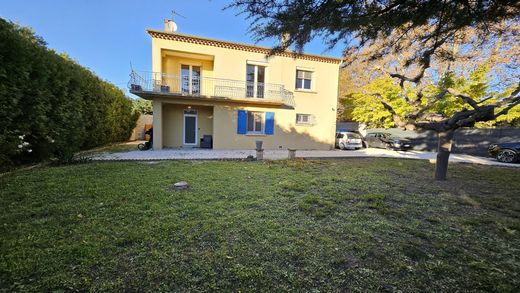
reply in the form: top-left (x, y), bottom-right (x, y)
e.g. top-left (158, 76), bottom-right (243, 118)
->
top-left (91, 148), bottom-right (520, 168)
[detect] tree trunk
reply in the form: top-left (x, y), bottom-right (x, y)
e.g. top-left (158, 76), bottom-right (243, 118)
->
top-left (435, 129), bottom-right (455, 181)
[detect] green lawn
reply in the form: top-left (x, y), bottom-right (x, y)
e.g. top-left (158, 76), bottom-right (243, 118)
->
top-left (1, 159), bottom-right (519, 291)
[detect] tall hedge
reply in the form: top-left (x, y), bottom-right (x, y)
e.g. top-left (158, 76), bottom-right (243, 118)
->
top-left (0, 18), bottom-right (138, 167)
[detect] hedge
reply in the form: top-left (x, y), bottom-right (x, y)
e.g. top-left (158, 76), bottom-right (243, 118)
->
top-left (0, 18), bottom-right (138, 168)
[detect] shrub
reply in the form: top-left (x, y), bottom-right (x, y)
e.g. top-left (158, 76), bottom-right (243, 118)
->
top-left (0, 18), bottom-right (138, 168)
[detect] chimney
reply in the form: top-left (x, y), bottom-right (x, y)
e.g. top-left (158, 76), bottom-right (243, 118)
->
top-left (164, 19), bottom-right (177, 33)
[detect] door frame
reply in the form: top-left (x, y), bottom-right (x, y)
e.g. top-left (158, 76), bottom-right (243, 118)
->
top-left (180, 64), bottom-right (202, 95)
top-left (246, 64), bottom-right (266, 98)
top-left (183, 112), bottom-right (198, 146)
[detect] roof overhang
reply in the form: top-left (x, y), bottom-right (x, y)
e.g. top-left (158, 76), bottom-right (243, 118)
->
top-left (147, 29), bottom-right (342, 65)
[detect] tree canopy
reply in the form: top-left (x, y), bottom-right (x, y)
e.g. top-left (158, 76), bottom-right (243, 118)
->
top-left (230, 1), bottom-right (518, 59)
top-left (132, 98), bottom-right (153, 115)
top-left (342, 63), bottom-right (520, 128)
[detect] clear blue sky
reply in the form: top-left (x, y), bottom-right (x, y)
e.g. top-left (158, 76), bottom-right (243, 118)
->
top-left (1, 0), bottom-right (343, 97)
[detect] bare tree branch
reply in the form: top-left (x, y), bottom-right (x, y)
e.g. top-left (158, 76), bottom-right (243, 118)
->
top-left (447, 88), bottom-right (479, 109)
top-left (407, 89), bottom-right (448, 119)
top-left (492, 83), bottom-right (520, 117)
top-left (476, 95), bottom-right (496, 104)
top-left (389, 33), bottom-right (454, 86)
top-left (369, 93), bottom-right (406, 128)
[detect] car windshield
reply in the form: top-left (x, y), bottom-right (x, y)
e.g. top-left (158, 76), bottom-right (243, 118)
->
top-left (347, 133), bottom-right (361, 139)
top-left (382, 133), bottom-right (392, 138)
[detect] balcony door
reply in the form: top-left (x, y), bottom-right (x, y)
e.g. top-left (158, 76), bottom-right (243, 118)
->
top-left (181, 65), bottom-right (201, 95)
top-left (246, 64), bottom-right (265, 99)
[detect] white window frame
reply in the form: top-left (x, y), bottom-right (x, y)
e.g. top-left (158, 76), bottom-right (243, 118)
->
top-left (295, 69), bottom-right (314, 91)
top-left (180, 64), bottom-right (202, 95)
top-left (296, 113), bottom-right (314, 125)
top-left (247, 111), bottom-right (265, 134)
top-left (246, 64), bottom-right (267, 99)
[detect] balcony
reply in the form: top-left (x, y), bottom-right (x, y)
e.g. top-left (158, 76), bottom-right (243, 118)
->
top-left (129, 70), bottom-right (295, 108)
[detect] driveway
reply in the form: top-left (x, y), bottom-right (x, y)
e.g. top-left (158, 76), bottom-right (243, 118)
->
top-left (91, 148), bottom-right (520, 168)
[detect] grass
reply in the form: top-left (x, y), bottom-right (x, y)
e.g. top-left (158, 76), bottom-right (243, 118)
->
top-left (1, 158), bottom-right (519, 292)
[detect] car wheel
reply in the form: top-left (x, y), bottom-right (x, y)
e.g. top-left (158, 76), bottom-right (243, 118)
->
top-left (497, 149), bottom-right (517, 163)
top-left (339, 142), bottom-right (346, 150)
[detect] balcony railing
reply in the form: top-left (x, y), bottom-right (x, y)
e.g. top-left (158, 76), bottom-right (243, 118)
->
top-left (129, 70), bottom-right (295, 108)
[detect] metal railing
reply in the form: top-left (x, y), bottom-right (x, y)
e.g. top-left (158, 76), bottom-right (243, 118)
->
top-left (129, 70), bottom-right (295, 107)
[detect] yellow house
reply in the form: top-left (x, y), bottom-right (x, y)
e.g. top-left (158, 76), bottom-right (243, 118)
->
top-left (130, 21), bottom-right (341, 150)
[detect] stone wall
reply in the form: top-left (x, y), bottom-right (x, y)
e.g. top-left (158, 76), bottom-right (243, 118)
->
top-left (129, 114), bottom-right (153, 141)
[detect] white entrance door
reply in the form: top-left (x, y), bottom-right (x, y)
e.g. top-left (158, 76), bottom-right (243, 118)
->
top-left (183, 111), bottom-right (198, 146)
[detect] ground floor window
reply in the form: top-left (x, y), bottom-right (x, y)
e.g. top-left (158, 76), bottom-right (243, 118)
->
top-left (237, 110), bottom-right (275, 135)
top-left (296, 113), bottom-right (314, 125)
top-left (247, 111), bottom-right (264, 133)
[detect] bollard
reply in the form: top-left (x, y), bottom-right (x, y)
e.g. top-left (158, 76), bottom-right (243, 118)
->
top-left (255, 140), bottom-right (263, 151)
top-left (256, 149), bottom-right (264, 160)
top-left (288, 149), bottom-right (296, 159)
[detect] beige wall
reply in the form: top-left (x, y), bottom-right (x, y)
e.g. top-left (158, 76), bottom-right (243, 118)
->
top-left (155, 97), bottom-right (334, 150)
top-left (162, 103), bottom-right (213, 148)
top-left (150, 33), bottom-right (340, 150)
top-left (161, 54), bottom-right (214, 76)
top-left (213, 105), bottom-right (334, 150)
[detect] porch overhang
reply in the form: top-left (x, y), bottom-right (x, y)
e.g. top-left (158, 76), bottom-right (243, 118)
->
top-left (131, 90), bottom-right (294, 109)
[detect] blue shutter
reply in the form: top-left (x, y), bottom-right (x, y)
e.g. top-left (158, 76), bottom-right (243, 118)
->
top-left (237, 110), bottom-right (247, 134)
top-left (265, 112), bottom-right (275, 135)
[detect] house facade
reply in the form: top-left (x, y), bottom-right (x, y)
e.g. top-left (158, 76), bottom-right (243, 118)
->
top-left (130, 22), bottom-right (341, 150)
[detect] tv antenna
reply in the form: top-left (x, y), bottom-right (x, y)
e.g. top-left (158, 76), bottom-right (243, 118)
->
top-left (171, 10), bottom-right (186, 21)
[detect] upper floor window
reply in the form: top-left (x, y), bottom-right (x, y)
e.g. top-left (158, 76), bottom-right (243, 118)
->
top-left (181, 64), bottom-right (201, 95)
top-left (296, 70), bottom-right (313, 90)
top-left (246, 64), bottom-right (265, 98)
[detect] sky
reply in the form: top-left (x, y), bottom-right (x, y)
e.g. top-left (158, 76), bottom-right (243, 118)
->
top-left (1, 0), bottom-right (344, 97)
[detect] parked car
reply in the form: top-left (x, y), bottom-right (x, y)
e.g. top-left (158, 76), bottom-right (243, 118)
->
top-left (488, 142), bottom-right (520, 163)
top-left (364, 132), bottom-right (412, 151)
top-left (335, 131), bottom-right (363, 150)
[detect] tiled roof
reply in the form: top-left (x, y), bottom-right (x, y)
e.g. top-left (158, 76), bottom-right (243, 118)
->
top-left (147, 30), bottom-right (342, 64)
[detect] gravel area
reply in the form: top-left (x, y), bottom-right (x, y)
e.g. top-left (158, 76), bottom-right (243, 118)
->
top-left (90, 148), bottom-right (520, 168)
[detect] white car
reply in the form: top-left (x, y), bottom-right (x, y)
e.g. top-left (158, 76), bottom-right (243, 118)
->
top-left (335, 131), bottom-right (363, 150)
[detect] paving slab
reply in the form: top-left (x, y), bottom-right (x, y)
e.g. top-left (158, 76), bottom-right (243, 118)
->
top-left (90, 148), bottom-right (520, 168)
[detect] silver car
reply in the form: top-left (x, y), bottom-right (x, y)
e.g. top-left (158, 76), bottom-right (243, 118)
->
top-left (335, 131), bottom-right (363, 150)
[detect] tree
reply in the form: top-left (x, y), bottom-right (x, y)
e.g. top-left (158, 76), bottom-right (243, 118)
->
top-left (337, 24), bottom-right (518, 180)
top-left (230, 0), bottom-right (520, 180)
top-left (132, 98), bottom-right (153, 115)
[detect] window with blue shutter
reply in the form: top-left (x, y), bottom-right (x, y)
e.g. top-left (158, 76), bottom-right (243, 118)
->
top-left (265, 112), bottom-right (275, 135)
top-left (237, 110), bottom-right (247, 134)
